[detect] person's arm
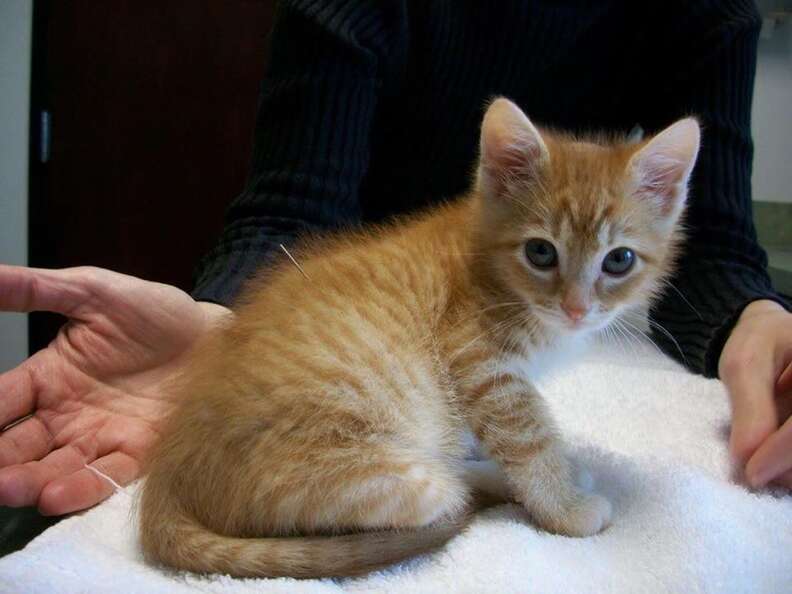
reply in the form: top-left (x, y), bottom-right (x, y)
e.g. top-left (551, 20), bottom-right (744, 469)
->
top-left (191, 0), bottom-right (407, 306)
top-left (640, 1), bottom-right (792, 485)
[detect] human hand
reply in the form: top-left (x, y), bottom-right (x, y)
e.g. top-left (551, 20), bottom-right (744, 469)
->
top-left (719, 299), bottom-right (792, 489)
top-left (0, 265), bottom-right (231, 514)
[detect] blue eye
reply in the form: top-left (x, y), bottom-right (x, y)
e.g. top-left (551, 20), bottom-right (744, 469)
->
top-left (602, 247), bottom-right (635, 275)
top-left (525, 239), bottom-right (558, 269)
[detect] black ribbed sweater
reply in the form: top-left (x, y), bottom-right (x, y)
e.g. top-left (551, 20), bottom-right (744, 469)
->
top-left (192, 0), bottom-right (788, 378)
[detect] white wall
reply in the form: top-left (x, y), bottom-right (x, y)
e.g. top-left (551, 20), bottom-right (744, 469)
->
top-left (0, 1), bottom-right (32, 372)
top-left (752, 10), bottom-right (792, 203)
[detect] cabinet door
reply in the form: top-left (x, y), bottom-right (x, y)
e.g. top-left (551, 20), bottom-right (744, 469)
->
top-left (30, 0), bottom-right (275, 353)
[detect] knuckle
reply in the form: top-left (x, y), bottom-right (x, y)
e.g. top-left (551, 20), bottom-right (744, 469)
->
top-left (69, 265), bottom-right (102, 285)
top-left (720, 348), bottom-right (749, 380)
top-left (38, 482), bottom-right (65, 515)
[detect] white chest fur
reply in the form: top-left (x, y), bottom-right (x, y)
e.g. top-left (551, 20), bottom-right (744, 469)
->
top-left (499, 331), bottom-right (589, 383)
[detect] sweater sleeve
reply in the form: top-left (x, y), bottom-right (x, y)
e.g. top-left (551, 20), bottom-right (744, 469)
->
top-left (191, 1), bottom-right (405, 305)
top-left (643, 0), bottom-right (790, 377)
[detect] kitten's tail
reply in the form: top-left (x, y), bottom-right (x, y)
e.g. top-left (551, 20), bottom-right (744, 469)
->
top-left (139, 500), bottom-right (473, 579)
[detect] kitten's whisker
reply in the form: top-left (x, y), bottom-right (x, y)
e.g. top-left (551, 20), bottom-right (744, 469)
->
top-left (646, 317), bottom-right (688, 366)
top-left (600, 323), bottom-right (629, 357)
top-left (612, 325), bottom-right (631, 356)
top-left (613, 317), bottom-right (645, 344)
top-left (615, 317), bottom-right (668, 360)
top-left (449, 312), bottom-right (523, 363)
top-left (445, 307), bottom-right (523, 364)
top-left (664, 281), bottom-right (703, 321)
top-left (477, 301), bottom-right (524, 315)
top-left (614, 325), bottom-right (651, 362)
top-left (620, 311), bottom-right (688, 366)
top-left (454, 301), bottom-right (525, 336)
top-left (609, 320), bottom-right (638, 352)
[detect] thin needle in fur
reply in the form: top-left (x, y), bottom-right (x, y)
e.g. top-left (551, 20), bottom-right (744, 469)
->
top-left (280, 243), bottom-right (311, 280)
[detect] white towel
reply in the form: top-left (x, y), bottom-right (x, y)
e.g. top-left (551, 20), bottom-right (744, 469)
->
top-left (2, 340), bottom-right (791, 594)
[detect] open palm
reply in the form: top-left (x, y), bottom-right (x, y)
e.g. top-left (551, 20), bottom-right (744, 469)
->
top-left (0, 265), bottom-right (227, 514)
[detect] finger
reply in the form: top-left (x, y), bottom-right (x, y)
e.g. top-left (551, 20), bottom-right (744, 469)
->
top-left (777, 361), bottom-right (792, 396)
top-left (721, 350), bottom-right (778, 464)
top-left (0, 363), bottom-right (36, 428)
top-left (776, 392), bottom-right (792, 425)
top-left (0, 414), bottom-right (53, 467)
top-left (0, 444), bottom-right (84, 508)
top-left (0, 349), bottom-right (53, 428)
top-left (39, 451), bottom-right (140, 515)
top-left (0, 264), bottom-right (95, 317)
top-left (772, 468), bottom-right (792, 490)
top-left (745, 416), bottom-right (792, 488)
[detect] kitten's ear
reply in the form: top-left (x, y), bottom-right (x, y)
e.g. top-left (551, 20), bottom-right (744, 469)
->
top-left (478, 98), bottom-right (550, 197)
top-left (628, 118), bottom-right (700, 218)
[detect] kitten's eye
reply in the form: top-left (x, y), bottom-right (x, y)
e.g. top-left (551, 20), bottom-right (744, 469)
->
top-left (602, 247), bottom-right (635, 275)
top-left (524, 239), bottom-right (558, 269)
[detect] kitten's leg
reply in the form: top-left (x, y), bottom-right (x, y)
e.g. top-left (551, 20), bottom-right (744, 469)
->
top-left (462, 374), bottom-right (611, 536)
top-left (192, 408), bottom-right (471, 539)
top-left (207, 418), bottom-right (468, 537)
top-left (275, 446), bottom-right (470, 534)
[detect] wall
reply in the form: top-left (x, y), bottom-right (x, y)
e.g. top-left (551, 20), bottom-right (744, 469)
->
top-left (0, 1), bottom-right (32, 372)
top-left (753, 5), bottom-right (792, 203)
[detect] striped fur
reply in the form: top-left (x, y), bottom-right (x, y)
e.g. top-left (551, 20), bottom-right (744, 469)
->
top-left (139, 99), bottom-right (699, 578)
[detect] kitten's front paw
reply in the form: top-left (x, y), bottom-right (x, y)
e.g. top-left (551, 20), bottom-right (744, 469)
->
top-left (537, 492), bottom-right (612, 537)
top-left (559, 493), bottom-right (612, 537)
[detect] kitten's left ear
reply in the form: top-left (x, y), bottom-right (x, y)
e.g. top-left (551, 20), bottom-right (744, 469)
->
top-left (628, 118), bottom-right (700, 218)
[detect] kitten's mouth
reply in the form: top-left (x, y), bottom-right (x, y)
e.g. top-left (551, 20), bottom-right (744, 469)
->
top-left (532, 305), bottom-right (602, 334)
top-left (559, 317), bottom-right (595, 333)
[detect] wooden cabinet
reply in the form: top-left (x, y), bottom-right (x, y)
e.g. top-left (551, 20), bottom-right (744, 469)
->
top-left (29, 0), bottom-right (275, 352)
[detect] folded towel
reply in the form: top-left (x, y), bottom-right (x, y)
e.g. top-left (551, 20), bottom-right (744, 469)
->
top-left (2, 340), bottom-right (791, 594)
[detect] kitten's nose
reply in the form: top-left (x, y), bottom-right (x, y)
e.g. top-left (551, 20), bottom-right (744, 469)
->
top-left (562, 304), bottom-right (589, 322)
top-left (561, 295), bottom-right (590, 322)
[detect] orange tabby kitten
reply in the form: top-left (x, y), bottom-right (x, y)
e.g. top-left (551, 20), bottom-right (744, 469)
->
top-left (139, 98), bottom-right (699, 578)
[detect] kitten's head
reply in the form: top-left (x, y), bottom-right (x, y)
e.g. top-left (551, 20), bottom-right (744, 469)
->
top-left (473, 98), bottom-right (699, 337)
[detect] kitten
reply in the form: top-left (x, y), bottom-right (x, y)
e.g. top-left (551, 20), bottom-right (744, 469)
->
top-left (139, 98), bottom-right (699, 578)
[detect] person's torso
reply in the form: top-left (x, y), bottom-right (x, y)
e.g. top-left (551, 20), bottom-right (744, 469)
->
top-left (360, 1), bottom-right (655, 222)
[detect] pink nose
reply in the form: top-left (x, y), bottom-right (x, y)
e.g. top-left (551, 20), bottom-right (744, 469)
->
top-left (561, 303), bottom-right (589, 322)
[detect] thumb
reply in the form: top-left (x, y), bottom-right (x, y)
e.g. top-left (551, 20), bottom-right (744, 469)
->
top-left (0, 264), bottom-right (103, 319)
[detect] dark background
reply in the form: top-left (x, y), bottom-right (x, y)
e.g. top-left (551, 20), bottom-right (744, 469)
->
top-left (2, 0), bottom-right (277, 557)
top-left (28, 0), bottom-right (276, 353)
